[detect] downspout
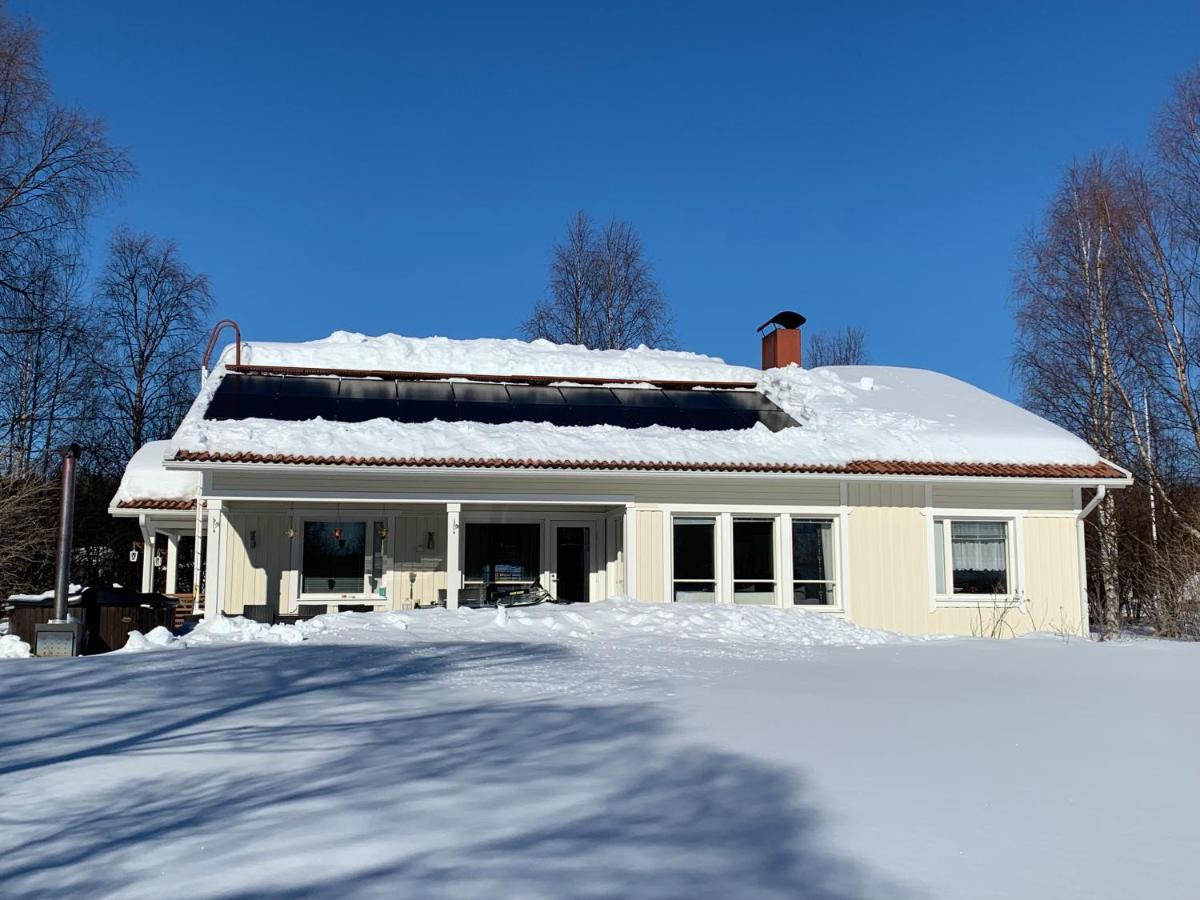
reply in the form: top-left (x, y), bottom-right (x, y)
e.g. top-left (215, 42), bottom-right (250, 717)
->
top-left (1075, 485), bottom-right (1107, 640)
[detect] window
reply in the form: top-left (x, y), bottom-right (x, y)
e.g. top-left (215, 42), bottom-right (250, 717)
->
top-left (464, 523), bottom-right (541, 585)
top-left (303, 522), bottom-right (368, 595)
top-left (673, 517), bottom-right (716, 603)
top-left (733, 518), bottom-right (775, 605)
top-left (792, 518), bottom-right (836, 605)
top-left (933, 519), bottom-right (1012, 597)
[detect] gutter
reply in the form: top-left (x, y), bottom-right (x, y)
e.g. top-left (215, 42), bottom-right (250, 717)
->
top-left (1075, 484), bottom-right (1108, 640)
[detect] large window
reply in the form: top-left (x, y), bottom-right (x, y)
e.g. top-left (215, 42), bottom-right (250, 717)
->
top-left (733, 518), bottom-right (775, 605)
top-left (792, 518), bottom-right (836, 605)
top-left (303, 522), bottom-right (366, 594)
top-left (934, 519), bottom-right (1011, 597)
top-left (673, 517), bottom-right (716, 603)
top-left (464, 523), bottom-right (541, 586)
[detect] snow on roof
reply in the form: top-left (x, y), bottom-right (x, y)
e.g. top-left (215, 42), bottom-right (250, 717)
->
top-left (112, 440), bottom-right (201, 509)
top-left (148, 332), bottom-right (1113, 476)
top-left (223, 331), bottom-right (760, 384)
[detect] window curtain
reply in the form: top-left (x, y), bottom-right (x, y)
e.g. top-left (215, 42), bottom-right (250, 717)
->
top-left (950, 521), bottom-right (1007, 571)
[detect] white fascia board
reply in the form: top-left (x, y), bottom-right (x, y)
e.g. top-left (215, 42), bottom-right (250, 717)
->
top-left (161, 458), bottom-right (1132, 488)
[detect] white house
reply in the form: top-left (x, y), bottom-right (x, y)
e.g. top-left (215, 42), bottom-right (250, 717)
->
top-left (109, 314), bottom-right (1129, 637)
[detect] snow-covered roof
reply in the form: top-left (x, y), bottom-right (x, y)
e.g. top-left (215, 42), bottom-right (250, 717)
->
top-left (111, 441), bottom-right (201, 510)
top-left (145, 332), bottom-right (1124, 482)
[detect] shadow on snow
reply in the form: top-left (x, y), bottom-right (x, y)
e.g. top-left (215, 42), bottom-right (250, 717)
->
top-left (0, 641), bottom-right (923, 899)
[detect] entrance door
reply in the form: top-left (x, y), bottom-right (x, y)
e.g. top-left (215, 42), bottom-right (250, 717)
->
top-left (552, 525), bottom-right (592, 603)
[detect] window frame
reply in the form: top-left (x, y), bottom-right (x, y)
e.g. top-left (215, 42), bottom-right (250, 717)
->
top-left (667, 510), bottom-right (844, 610)
top-left (789, 516), bottom-right (840, 608)
top-left (731, 516), bottom-right (778, 605)
top-left (671, 515), bottom-right (719, 604)
top-left (299, 518), bottom-right (388, 600)
top-left (929, 513), bottom-right (1023, 607)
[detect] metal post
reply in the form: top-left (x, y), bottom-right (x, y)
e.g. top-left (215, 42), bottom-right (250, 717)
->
top-left (51, 444), bottom-right (82, 623)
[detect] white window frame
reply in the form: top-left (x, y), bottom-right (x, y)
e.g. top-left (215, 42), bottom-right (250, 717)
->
top-left (787, 515), bottom-right (840, 608)
top-left (670, 515), bottom-right (721, 603)
top-left (928, 513), bottom-right (1024, 608)
top-left (666, 509), bottom-right (845, 611)
top-left (731, 516), bottom-right (778, 606)
top-left (298, 517), bottom-right (389, 600)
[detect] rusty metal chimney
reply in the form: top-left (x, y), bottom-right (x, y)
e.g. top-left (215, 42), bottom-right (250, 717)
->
top-left (758, 311), bottom-right (806, 369)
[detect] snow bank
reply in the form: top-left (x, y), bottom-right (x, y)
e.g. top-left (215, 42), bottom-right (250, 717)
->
top-left (120, 598), bottom-right (917, 657)
top-left (172, 332), bottom-right (1103, 468)
top-left (0, 633), bottom-right (31, 659)
top-left (111, 440), bottom-right (201, 506)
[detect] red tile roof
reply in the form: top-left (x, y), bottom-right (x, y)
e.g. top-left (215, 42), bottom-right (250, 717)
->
top-left (168, 449), bottom-right (1126, 480)
top-left (114, 498), bottom-right (198, 510)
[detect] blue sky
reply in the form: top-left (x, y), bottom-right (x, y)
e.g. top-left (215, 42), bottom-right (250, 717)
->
top-left (16, 1), bottom-right (1200, 398)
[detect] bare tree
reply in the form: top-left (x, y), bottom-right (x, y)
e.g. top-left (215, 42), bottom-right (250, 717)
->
top-left (806, 326), bottom-right (868, 367)
top-left (523, 211), bottom-right (674, 349)
top-left (1013, 155), bottom-right (1142, 637)
top-left (0, 12), bottom-right (130, 291)
top-left (87, 227), bottom-right (213, 474)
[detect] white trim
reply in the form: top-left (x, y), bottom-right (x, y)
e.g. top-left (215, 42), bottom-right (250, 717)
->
top-left (1075, 486), bottom-right (1094, 639)
top-left (624, 503), bottom-right (637, 598)
top-left (139, 516), bottom-right (154, 592)
top-left (165, 534), bottom-right (179, 594)
top-left (928, 514), bottom-right (1024, 609)
top-left (445, 503), bottom-right (461, 609)
top-left (838, 481), bottom-right (851, 617)
top-left (204, 500), bottom-right (224, 620)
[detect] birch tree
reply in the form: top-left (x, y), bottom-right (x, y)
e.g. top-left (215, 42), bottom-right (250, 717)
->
top-left (523, 211), bottom-right (674, 349)
top-left (87, 228), bottom-right (213, 474)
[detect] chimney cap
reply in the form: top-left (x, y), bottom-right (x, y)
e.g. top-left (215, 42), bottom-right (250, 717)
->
top-left (757, 310), bottom-right (807, 333)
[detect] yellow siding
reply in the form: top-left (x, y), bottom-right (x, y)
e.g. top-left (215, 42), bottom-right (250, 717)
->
top-left (1021, 516), bottom-right (1083, 635)
top-left (210, 478), bottom-right (1085, 637)
top-left (635, 508), bottom-right (665, 602)
top-left (846, 485), bottom-right (929, 634)
top-left (846, 489), bottom-right (1083, 636)
top-left (221, 513), bottom-right (292, 615)
top-left (392, 513), bottom-right (447, 608)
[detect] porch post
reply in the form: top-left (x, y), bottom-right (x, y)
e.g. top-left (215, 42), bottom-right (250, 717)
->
top-left (623, 503), bottom-right (637, 598)
top-left (139, 516), bottom-right (155, 593)
top-left (165, 533), bottom-right (179, 594)
top-left (193, 501), bottom-right (205, 615)
top-left (445, 502), bottom-right (461, 609)
top-left (204, 499), bottom-right (224, 619)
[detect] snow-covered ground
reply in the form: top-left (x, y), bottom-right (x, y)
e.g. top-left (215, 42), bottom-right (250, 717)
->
top-left (1, 600), bottom-right (1196, 899)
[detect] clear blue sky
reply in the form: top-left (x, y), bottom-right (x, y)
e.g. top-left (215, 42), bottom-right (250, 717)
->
top-left (16, 1), bottom-right (1200, 398)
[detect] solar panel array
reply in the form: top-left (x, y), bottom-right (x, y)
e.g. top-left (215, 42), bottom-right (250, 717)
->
top-left (204, 374), bottom-right (797, 432)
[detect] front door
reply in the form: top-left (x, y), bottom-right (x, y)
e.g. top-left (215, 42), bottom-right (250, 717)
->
top-left (552, 524), bottom-right (592, 603)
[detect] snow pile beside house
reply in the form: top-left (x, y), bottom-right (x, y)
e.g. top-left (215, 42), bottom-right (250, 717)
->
top-left (120, 598), bottom-right (919, 656)
top-left (167, 333), bottom-right (1104, 468)
top-left (112, 441), bottom-right (201, 506)
top-left (0, 633), bottom-right (31, 658)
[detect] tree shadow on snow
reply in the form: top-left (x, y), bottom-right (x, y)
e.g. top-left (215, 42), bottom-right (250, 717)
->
top-left (0, 642), bottom-right (924, 899)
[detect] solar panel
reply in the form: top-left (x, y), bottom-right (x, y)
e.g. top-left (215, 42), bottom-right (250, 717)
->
top-left (204, 375), bottom-right (797, 432)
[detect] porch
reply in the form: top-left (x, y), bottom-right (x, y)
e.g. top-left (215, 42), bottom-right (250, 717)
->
top-left (204, 501), bottom-right (632, 620)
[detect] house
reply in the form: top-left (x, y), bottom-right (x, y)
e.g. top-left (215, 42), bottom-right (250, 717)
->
top-left (109, 313), bottom-right (1130, 637)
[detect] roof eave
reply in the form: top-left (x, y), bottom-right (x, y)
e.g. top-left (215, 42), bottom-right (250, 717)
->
top-left (161, 455), bottom-right (1131, 486)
